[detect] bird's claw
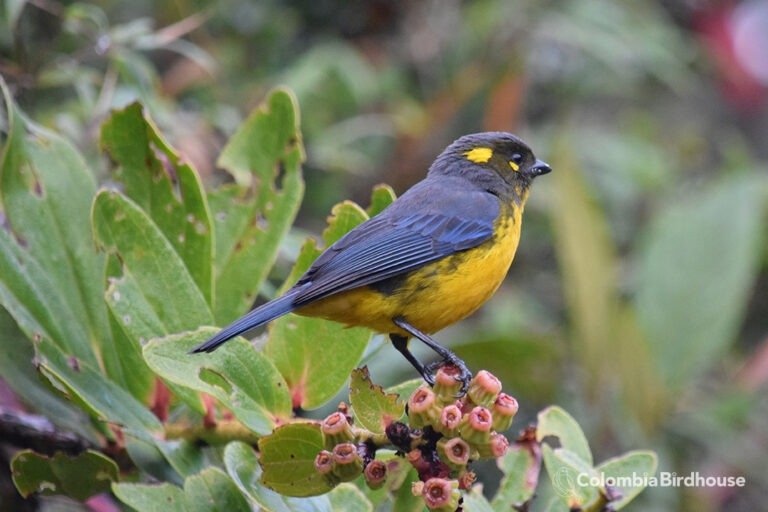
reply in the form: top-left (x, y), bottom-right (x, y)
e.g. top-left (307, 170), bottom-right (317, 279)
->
top-left (424, 358), bottom-right (473, 396)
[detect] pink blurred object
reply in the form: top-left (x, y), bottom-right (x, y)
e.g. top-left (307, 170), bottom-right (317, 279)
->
top-left (694, 0), bottom-right (768, 109)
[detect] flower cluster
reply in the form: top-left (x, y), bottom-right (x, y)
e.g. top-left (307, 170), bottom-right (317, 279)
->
top-left (404, 368), bottom-right (517, 511)
top-left (313, 367), bottom-right (518, 512)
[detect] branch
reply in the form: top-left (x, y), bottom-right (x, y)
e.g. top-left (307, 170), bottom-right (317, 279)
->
top-left (164, 419), bottom-right (261, 445)
top-left (0, 407), bottom-right (91, 456)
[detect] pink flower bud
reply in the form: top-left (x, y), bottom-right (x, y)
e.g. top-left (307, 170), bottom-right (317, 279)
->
top-left (331, 443), bottom-right (363, 481)
top-left (433, 365), bottom-right (463, 401)
top-left (437, 437), bottom-right (470, 469)
top-left (422, 478), bottom-right (460, 510)
top-left (492, 393), bottom-right (518, 432)
top-left (489, 433), bottom-right (509, 458)
top-left (314, 450), bottom-right (333, 475)
top-left (322, 411), bottom-right (354, 448)
top-left (467, 370), bottom-right (502, 408)
top-left (363, 460), bottom-right (387, 489)
top-left (434, 404), bottom-right (463, 436)
top-left (408, 387), bottom-right (440, 428)
top-left (459, 406), bottom-right (493, 445)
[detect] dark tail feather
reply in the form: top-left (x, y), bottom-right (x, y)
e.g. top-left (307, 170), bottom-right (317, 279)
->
top-left (190, 288), bottom-right (302, 353)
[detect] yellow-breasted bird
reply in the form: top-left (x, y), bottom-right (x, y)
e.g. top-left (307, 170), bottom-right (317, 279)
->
top-left (191, 132), bottom-right (551, 391)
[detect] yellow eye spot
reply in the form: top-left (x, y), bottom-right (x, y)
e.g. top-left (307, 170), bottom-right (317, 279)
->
top-left (509, 161), bottom-right (520, 172)
top-left (464, 147), bottom-right (493, 163)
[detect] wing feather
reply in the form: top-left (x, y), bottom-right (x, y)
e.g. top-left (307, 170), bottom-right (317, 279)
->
top-left (293, 210), bottom-right (496, 305)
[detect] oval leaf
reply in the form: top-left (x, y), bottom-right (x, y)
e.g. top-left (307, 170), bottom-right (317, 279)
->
top-left (12, 449), bottom-right (118, 501)
top-left (258, 422), bottom-right (334, 497)
top-left (349, 367), bottom-right (404, 434)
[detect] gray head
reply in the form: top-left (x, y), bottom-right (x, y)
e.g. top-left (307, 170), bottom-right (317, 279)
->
top-left (428, 132), bottom-right (551, 199)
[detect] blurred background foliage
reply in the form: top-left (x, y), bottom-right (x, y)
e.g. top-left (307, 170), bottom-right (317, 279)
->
top-left (1, 0), bottom-right (767, 510)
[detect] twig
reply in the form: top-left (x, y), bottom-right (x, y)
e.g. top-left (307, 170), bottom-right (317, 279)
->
top-left (164, 419), bottom-right (261, 445)
top-left (0, 407), bottom-right (91, 456)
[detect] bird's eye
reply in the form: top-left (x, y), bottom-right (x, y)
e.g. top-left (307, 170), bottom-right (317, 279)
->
top-left (509, 153), bottom-right (523, 172)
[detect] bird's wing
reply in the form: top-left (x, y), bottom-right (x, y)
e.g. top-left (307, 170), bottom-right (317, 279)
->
top-left (292, 203), bottom-right (498, 305)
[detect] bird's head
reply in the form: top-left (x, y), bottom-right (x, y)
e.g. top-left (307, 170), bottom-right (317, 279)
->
top-left (428, 132), bottom-right (551, 201)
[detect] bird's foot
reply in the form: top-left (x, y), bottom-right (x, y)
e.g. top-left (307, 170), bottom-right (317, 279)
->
top-left (424, 357), bottom-right (473, 396)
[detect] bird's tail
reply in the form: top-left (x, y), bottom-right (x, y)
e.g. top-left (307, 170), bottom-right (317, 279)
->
top-left (190, 288), bottom-right (303, 353)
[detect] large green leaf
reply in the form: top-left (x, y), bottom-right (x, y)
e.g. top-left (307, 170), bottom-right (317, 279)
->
top-left (144, 328), bottom-right (291, 435)
top-left (11, 449), bottom-right (118, 501)
top-left (635, 175), bottom-right (767, 389)
top-left (100, 102), bottom-right (214, 304)
top-left (93, 189), bottom-right (212, 409)
top-left (92, 189), bottom-right (214, 333)
top-left (0, 81), bottom-right (107, 368)
top-left (265, 201), bottom-right (372, 409)
top-left (35, 337), bottom-right (162, 441)
top-left (212, 89), bottom-right (305, 324)
top-left (258, 422), bottom-right (334, 497)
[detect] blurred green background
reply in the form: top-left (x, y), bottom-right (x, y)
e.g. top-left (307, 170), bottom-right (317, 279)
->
top-left (1, 0), bottom-right (767, 510)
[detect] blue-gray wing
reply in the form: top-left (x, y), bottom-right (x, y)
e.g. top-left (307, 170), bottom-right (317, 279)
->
top-left (292, 205), bottom-right (498, 305)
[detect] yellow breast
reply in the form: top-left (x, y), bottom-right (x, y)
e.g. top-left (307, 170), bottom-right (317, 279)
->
top-left (297, 206), bottom-right (523, 336)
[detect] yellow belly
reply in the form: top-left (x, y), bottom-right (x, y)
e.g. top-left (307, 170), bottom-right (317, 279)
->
top-left (296, 208), bottom-right (523, 336)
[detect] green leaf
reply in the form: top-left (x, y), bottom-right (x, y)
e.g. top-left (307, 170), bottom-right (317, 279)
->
top-left (114, 468), bottom-right (251, 512)
top-left (155, 439), bottom-right (207, 479)
top-left (143, 328), bottom-right (291, 435)
top-left (385, 379), bottom-right (422, 405)
top-left (0, 80), bottom-right (107, 368)
top-left (184, 467), bottom-right (251, 512)
top-left (541, 445), bottom-right (599, 510)
top-left (635, 176), bottom-right (767, 389)
top-left (211, 89), bottom-right (305, 324)
top-left (463, 487), bottom-right (495, 512)
top-left (266, 201), bottom-right (372, 410)
top-left (537, 406), bottom-right (592, 465)
top-left (0, 307), bottom-right (91, 439)
top-left (113, 482), bottom-right (188, 512)
top-left (225, 441), bottom-right (334, 512)
top-left (392, 468), bottom-right (424, 512)
top-left (492, 444), bottom-right (541, 511)
top-left (11, 449), bottom-right (118, 501)
top-left (100, 102), bottom-right (213, 303)
top-left (366, 184), bottom-right (396, 217)
top-left (595, 450), bottom-right (658, 510)
top-left (124, 437), bottom-right (183, 485)
top-left (35, 337), bottom-right (162, 441)
top-left (328, 483), bottom-right (372, 512)
top-left (548, 139), bottom-right (618, 392)
top-left (259, 422), bottom-right (334, 497)
top-left (349, 367), bottom-right (404, 434)
top-left (93, 189), bottom-right (213, 333)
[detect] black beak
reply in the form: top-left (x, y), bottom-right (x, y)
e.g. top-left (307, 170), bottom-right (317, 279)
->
top-left (529, 159), bottom-right (552, 177)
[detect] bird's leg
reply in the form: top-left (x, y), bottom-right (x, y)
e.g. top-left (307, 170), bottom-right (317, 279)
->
top-left (390, 334), bottom-right (435, 386)
top-left (392, 317), bottom-right (473, 394)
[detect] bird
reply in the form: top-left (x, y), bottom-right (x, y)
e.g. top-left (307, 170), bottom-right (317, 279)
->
top-left (191, 132), bottom-right (551, 392)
